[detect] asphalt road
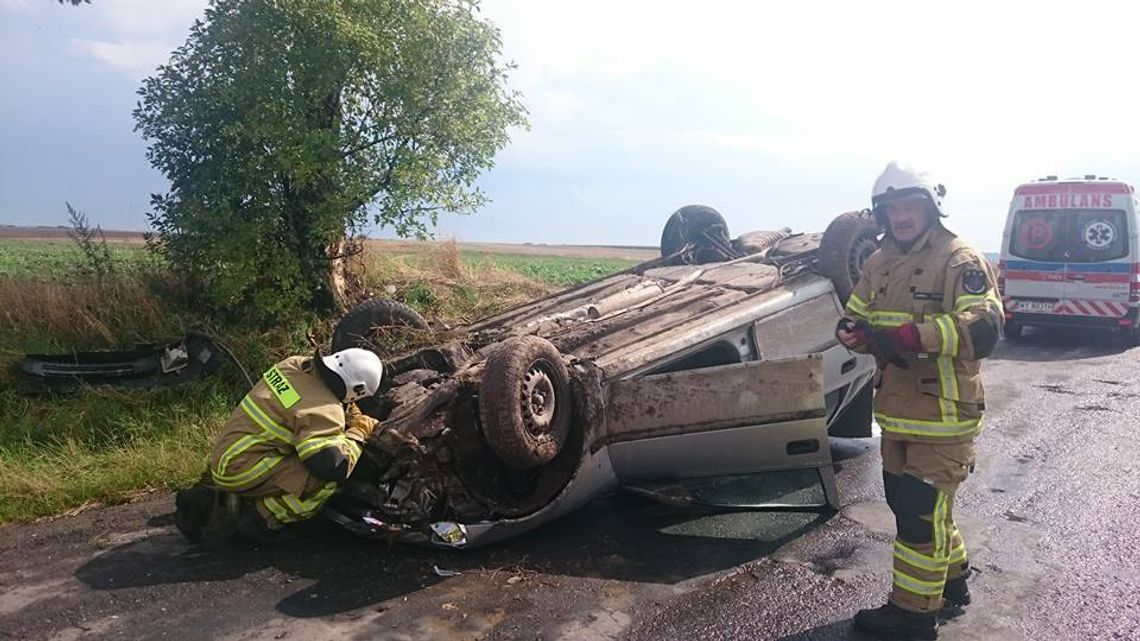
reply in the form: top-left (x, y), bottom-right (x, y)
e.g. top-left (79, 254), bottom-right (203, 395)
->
top-left (1, 326), bottom-right (1138, 641)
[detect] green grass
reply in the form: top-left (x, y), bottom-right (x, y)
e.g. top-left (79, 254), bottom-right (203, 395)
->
top-left (0, 382), bottom-right (235, 522)
top-left (359, 245), bottom-right (637, 322)
top-left (0, 240), bottom-right (158, 278)
top-left (462, 252), bottom-right (637, 286)
top-left (0, 239), bottom-right (637, 523)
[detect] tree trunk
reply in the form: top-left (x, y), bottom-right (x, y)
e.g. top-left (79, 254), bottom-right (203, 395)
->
top-left (327, 237), bottom-right (353, 312)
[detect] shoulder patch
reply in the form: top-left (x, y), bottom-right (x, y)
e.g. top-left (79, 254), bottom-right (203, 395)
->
top-left (961, 269), bottom-right (989, 295)
top-left (263, 365), bottom-right (302, 409)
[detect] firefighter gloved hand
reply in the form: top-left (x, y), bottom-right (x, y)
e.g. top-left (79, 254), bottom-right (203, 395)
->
top-left (836, 317), bottom-right (873, 349)
top-left (345, 405), bottom-right (380, 443)
top-left (869, 323), bottom-right (921, 369)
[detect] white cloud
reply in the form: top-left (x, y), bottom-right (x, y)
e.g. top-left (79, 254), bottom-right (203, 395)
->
top-left (62, 0), bottom-right (207, 78)
top-left (477, 0), bottom-right (1140, 245)
top-left (71, 38), bottom-right (172, 79)
top-left (95, 0), bottom-right (207, 36)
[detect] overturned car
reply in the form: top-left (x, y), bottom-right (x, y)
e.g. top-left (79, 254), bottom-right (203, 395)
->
top-left (324, 207), bottom-right (882, 548)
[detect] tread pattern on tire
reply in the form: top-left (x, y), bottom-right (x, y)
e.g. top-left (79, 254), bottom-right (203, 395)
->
top-left (332, 299), bottom-right (429, 353)
top-left (819, 211), bottom-right (881, 305)
top-left (479, 335), bottom-right (573, 469)
top-left (660, 205), bottom-right (731, 262)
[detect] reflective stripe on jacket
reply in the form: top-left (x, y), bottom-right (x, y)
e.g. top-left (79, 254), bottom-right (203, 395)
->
top-left (209, 356), bottom-right (361, 494)
top-left (845, 225), bottom-right (1002, 442)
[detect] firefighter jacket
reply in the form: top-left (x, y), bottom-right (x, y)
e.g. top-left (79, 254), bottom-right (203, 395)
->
top-left (209, 356), bottom-right (364, 497)
top-left (845, 225), bottom-right (1003, 443)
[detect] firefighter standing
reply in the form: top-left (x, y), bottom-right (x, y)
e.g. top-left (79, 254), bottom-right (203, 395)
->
top-left (174, 348), bottom-right (383, 543)
top-left (837, 161), bottom-right (1003, 639)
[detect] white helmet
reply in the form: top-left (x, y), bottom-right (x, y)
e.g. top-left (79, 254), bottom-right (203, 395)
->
top-left (321, 348), bottom-right (383, 403)
top-left (871, 160), bottom-right (948, 219)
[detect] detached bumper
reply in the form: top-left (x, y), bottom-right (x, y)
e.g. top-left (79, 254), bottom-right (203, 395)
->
top-left (20, 332), bottom-right (226, 389)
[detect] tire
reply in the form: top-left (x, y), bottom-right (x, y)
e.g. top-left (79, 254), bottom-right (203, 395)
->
top-left (331, 298), bottom-right (429, 353)
top-left (818, 211), bottom-right (881, 305)
top-left (1123, 327), bottom-right (1140, 348)
top-left (732, 229), bottom-right (792, 256)
top-left (479, 335), bottom-right (573, 469)
top-left (828, 382), bottom-right (873, 438)
top-left (660, 205), bottom-right (733, 264)
top-left (1004, 321), bottom-right (1024, 341)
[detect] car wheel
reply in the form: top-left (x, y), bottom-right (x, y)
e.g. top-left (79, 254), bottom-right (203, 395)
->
top-left (818, 210), bottom-right (881, 305)
top-left (660, 205), bottom-right (733, 264)
top-left (479, 335), bottom-right (573, 469)
top-left (331, 298), bottom-right (430, 353)
top-left (1004, 321), bottom-right (1023, 341)
top-left (1123, 327), bottom-right (1140, 348)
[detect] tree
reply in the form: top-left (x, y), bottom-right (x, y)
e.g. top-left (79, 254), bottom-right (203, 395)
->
top-left (134, 0), bottom-right (526, 322)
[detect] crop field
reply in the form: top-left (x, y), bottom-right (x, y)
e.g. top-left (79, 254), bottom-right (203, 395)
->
top-left (0, 240), bottom-right (159, 278)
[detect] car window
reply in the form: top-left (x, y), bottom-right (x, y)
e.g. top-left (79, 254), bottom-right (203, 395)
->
top-left (645, 340), bottom-right (742, 375)
top-left (753, 294), bottom-right (840, 360)
top-left (628, 469), bottom-right (827, 509)
top-left (1009, 209), bottom-right (1129, 263)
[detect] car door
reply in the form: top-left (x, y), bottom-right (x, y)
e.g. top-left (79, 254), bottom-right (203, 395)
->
top-left (1005, 208), bottom-right (1069, 314)
top-left (602, 353), bottom-right (839, 509)
top-left (1060, 208), bottom-right (1131, 318)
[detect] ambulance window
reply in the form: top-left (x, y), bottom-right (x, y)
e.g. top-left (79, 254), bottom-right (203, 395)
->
top-left (1009, 209), bottom-right (1128, 263)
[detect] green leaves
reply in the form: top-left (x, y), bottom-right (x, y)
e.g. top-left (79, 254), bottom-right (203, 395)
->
top-left (134, 0), bottom-right (526, 323)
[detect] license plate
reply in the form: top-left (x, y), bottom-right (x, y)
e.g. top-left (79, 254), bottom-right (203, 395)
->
top-left (1018, 300), bottom-right (1056, 313)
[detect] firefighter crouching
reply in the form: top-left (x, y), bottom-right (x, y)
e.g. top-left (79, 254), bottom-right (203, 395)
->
top-left (836, 161), bottom-right (1003, 639)
top-left (174, 348), bottom-right (383, 543)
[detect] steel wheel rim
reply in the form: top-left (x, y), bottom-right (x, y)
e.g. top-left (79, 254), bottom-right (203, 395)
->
top-left (521, 360), bottom-right (557, 436)
top-left (849, 236), bottom-right (878, 283)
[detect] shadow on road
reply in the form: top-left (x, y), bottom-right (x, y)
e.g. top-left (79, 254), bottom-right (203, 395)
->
top-left (74, 492), bottom-right (832, 619)
top-left (775, 619), bottom-right (871, 640)
top-left (989, 326), bottom-right (1130, 362)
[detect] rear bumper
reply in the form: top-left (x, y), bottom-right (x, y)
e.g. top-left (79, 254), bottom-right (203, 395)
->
top-left (1009, 306), bottom-right (1138, 329)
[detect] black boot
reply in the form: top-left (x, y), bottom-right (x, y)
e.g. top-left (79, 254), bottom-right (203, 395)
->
top-left (174, 485), bottom-right (217, 541)
top-left (236, 505), bottom-right (293, 545)
top-left (939, 575), bottom-right (971, 619)
top-left (853, 601), bottom-right (938, 639)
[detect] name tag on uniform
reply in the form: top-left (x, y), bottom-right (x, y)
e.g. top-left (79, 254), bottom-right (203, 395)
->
top-left (912, 291), bottom-right (944, 301)
top-left (263, 365), bottom-right (301, 409)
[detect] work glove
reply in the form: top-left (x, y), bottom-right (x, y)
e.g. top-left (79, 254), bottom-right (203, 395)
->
top-left (835, 316), bottom-right (872, 349)
top-left (344, 402), bottom-right (380, 443)
top-left (837, 318), bottom-right (917, 370)
top-left (868, 322), bottom-right (921, 370)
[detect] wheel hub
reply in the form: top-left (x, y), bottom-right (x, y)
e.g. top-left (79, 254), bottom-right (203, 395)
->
top-left (521, 364), bottom-right (556, 436)
top-left (850, 236), bottom-right (878, 281)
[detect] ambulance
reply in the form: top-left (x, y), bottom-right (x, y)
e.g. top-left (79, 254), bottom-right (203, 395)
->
top-left (999, 175), bottom-right (1140, 345)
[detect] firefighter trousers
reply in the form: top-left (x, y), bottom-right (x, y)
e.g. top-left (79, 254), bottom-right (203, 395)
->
top-left (209, 455), bottom-right (338, 529)
top-left (881, 438), bottom-right (975, 613)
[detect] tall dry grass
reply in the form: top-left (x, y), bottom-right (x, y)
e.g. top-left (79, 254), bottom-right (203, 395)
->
top-left (357, 240), bottom-right (551, 323)
top-left (0, 272), bottom-right (184, 354)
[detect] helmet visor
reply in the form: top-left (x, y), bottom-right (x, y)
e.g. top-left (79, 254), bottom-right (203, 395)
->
top-left (871, 186), bottom-right (932, 211)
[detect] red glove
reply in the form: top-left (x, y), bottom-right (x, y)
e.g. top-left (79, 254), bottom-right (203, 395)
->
top-left (880, 323), bottom-right (922, 354)
top-left (838, 319), bottom-right (921, 369)
top-left (836, 317), bottom-right (873, 349)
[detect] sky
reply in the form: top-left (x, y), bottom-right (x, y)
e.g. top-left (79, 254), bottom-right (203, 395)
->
top-left (3, 0), bottom-right (1140, 252)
